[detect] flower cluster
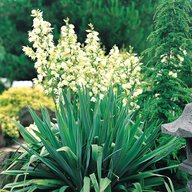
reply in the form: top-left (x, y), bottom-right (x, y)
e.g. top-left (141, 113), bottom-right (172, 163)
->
top-left (23, 10), bottom-right (143, 108)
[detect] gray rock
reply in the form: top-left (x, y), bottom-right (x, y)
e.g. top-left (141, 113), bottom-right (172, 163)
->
top-left (0, 124), bottom-right (6, 148)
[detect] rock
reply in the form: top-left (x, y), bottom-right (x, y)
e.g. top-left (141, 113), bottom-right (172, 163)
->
top-left (0, 124), bottom-right (6, 148)
top-left (19, 106), bottom-right (55, 127)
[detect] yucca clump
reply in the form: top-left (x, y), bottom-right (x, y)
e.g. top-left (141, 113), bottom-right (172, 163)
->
top-left (23, 10), bottom-right (143, 109)
top-left (1, 89), bottom-right (176, 192)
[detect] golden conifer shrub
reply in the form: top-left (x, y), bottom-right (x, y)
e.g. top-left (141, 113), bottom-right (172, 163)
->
top-left (0, 87), bottom-right (54, 138)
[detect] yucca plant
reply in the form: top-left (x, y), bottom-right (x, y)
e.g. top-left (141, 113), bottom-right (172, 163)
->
top-left (1, 89), bottom-right (177, 191)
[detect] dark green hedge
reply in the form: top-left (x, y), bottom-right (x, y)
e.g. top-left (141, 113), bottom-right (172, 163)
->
top-left (0, 0), bottom-right (157, 81)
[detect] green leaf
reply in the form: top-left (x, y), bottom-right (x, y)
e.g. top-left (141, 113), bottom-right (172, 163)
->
top-left (133, 183), bottom-right (143, 192)
top-left (90, 173), bottom-right (99, 192)
top-left (81, 177), bottom-right (91, 192)
top-left (14, 120), bottom-right (39, 145)
top-left (92, 144), bottom-right (103, 182)
top-left (100, 178), bottom-right (111, 192)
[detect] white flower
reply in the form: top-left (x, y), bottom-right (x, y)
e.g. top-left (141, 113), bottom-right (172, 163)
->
top-left (177, 55), bottom-right (184, 62)
top-left (122, 98), bottom-right (127, 106)
top-left (99, 93), bottom-right (104, 100)
top-left (22, 46), bottom-right (36, 60)
top-left (123, 83), bottom-right (132, 89)
top-left (31, 10), bottom-right (42, 18)
top-left (133, 89), bottom-right (143, 97)
top-left (91, 97), bottom-right (97, 102)
top-left (37, 74), bottom-right (44, 82)
top-left (183, 50), bottom-right (187, 55)
top-left (155, 93), bottom-right (160, 98)
top-left (168, 71), bottom-right (177, 78)
top-left (161, 55), bottom-right (167, 63)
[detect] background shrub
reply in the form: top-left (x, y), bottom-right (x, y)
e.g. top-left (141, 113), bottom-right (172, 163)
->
top-left (142, 0), bottom-right (192, 122)
top-left (0, 81), bottom-right (6, 94)
top-left (0, 0), bottom-right (157, 81)
top-left (0, 87), bottom-right (54, 138)
top-left (139, 0), bottom-right (192, 189)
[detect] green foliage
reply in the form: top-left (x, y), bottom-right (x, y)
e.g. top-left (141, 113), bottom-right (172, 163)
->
top-left (0, 0), bottom-right (156, 81)
top-left (0, 1), bottom-right (37, 81)
top-left (58, 0), bottom-right (157, 53)
top-left (0, 87), bottom-right (54, 138)
top-left (0, 81), bottom-right (6, 94)
top-left (1, 89), bottom-right (177, 191)
top-left (142, 0), bottom-right (192, 122)
top-left (157, 134), bottom-right (189, 190)
top-left (139, 1), bottom-right (192, 189)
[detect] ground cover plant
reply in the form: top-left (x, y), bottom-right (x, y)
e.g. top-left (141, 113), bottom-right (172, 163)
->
top-left (1, 89), bottom-right (177, 191)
